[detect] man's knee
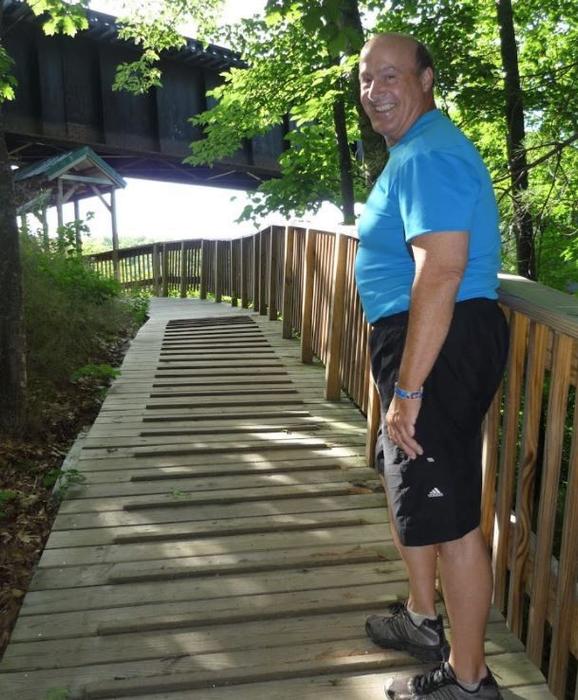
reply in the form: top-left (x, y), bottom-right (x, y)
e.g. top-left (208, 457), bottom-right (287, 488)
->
top-left (438, 527), bottom-right (482, 561)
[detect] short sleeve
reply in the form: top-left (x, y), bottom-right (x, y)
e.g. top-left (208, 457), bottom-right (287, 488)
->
top-left (398, 150), bottom-right (481, 241)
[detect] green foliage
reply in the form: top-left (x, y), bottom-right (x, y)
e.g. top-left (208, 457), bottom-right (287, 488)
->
top-left (71, 363), bottom-right (121, 383)
top-left (19, 233), bottom-right (139, 392)
top-left (43, 466), bottom-right (86, 494)
top-left (0, 490), bottom-right (18, 520)
top-left (0, 46), bottom-right (17, 103)
top-left (111, 0), bottom-right (226, 93)
top-left (45, 688), bottom-right (71, 700)
top-left (188, 7), bottom-right (365, 224)
top-left (28, 0), bottom-right (89, 36)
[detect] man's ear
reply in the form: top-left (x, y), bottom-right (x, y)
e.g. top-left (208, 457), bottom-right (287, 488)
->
top-left (420, 66), bottom-right (434, 93)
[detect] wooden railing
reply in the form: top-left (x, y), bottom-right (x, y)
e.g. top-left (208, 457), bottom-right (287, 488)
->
top-left (89, 226), bottom-right (578, 699)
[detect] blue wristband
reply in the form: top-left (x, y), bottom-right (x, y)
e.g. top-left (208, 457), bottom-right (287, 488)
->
top-left (394, 382), bottom-right (423, 400)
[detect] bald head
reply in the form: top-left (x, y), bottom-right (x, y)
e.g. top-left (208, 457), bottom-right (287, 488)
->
top-left (358, 33), bottom-right (436, 145)
top-left (361, 33), bottom-right (435, 85)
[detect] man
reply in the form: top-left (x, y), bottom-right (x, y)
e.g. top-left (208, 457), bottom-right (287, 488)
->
top-left (354, 33), bottom-right (509, 699)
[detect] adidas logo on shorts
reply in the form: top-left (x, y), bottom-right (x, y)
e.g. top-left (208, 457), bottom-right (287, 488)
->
top-left (428, 487), bottom-right (444, 498)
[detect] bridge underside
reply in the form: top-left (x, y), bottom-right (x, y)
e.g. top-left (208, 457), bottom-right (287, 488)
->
top-left (3, 2), bottom-right (285, 189)
top-left (6, 131), bottom-right (277, 190)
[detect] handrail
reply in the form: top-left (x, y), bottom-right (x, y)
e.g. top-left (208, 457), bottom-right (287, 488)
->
top-left (88, 225), bottom-right (578, 699)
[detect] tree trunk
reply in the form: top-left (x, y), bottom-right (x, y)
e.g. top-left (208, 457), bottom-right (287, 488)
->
top-left (332, 98), bottom-right (355, 225)
top-left (496, 0), bottom-right (536, 279)
top-left (0, 109), bottom-right (27, 435)
top-left (338, 0), bottom-right (388, 186)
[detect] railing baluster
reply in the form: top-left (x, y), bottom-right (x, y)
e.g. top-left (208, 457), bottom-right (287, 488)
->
top-left (548, 375), bottom-right (578, 697)
top-left (282, 226), bottom-right (295, 339)
top-left (252, 234), bottom-right (260, 313)
top-left (526, 332), bottom-right (574, 666)
top-left (493, 311), bottom-right (529, 613)
top-left (259, 229), bottom-right (268, 316)
top-left (507, 322), bottom-right (549, 636)
top-left (268, 226), bottom-right (278, 321)
top-left (325, 232), bottom-right (348, 401)
top-left (301, 229), bottom-right (315, 364)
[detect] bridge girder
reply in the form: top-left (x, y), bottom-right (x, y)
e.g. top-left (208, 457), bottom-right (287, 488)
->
top-left (3, 0), bottom-right (286, 190)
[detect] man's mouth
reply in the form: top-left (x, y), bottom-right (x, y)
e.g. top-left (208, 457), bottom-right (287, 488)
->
top-left (373, 103), bottom-right (396, 114)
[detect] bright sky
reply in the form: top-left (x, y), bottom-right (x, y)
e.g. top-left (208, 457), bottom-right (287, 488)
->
top-left (38, 0), bottom-right (344, 245)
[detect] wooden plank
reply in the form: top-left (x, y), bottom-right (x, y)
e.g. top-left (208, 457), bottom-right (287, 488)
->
top-left (14, 561), bottom-right (406, 618)
top-left (78, 456), bottom-right (368, 484)
top-left (44, 506), bottom-right (387, 549)
top-left (11, 579), bottom-right (401, 645)
top-left (62, 467), bottom-right (377, 499)
top-left (73, 446), bottom-right (366, 470)
top-left (57, 480), bottom-right (375, 514)
top-left (51, 493), bottom-right (383, 531)
top-left (30, 538), bottom-right (398, 589)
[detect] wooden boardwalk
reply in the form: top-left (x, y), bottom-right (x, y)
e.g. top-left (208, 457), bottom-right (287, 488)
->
top-left (0, 299), bottom-right (552, 699)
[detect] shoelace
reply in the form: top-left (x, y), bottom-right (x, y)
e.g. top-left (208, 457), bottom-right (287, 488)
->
top-left (412, 664), bottom-right (454, 694)
top-left (387, 601), bottom-right (406, 616)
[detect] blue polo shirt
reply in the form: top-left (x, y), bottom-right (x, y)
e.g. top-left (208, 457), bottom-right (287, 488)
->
top-left (355, 109), bottom-right (501, 323)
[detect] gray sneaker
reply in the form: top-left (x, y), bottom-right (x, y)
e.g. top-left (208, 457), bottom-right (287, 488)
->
top-left (384, 662), bottom-right (503, 699)
top-left (366, 602), bottom-right (450, 663)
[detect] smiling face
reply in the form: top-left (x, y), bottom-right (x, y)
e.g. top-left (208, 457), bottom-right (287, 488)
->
top-left (359, 34), bottom-right (435, 146)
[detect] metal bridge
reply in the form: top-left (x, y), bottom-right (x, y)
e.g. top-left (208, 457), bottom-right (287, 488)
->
top-left (3, 0), bottom-right (286, 189)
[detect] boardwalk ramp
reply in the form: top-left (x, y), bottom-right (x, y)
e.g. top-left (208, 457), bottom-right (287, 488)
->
top-left (0, 299), bottom-right (552, 699)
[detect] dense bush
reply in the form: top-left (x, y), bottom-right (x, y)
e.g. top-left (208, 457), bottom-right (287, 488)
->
top-left (20, 234), bottom-right (148, 408)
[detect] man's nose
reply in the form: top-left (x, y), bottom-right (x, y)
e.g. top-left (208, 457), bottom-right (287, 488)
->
top-left (368, 80), bottom-right (383, 101)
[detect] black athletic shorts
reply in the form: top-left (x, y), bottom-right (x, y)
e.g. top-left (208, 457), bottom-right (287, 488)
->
top-left (370, 298), bottom-right (509, 547)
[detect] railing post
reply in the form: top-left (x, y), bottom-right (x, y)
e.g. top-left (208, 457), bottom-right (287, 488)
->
top-left (230, 240), bottom-right (238, 307)
top-left (282, 226), bottom-right (295, 339)
top-left (301, 228), bottom-right (315, 364)
top-left (259, 229), bottom-right (268, 316)
top-left (179, 241), bottom-right (187, 298)
top-left (240, 236), bottom-right (249, 309)
top-left (325, 232), bottom-right (348, 400)
top-left (268, 226), bottom-right (279, 321)
top-left (252, 234), bottom-right (260, 313)
top-left (200, 239), bottom-right (208, 300)
top-left (161, 243), bottom-right (169, 297)
top-left (152, 243), bottom-right (160, 296)
top-left (365, 375), bottom-right (381, 469)
top-left (215, 240), bottom-right (222, 303)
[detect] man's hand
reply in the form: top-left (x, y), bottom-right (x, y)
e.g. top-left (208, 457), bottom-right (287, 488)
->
top-left (385, 395), bottom-right (424, 460)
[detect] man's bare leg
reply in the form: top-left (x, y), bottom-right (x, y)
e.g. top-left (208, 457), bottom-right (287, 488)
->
top-left (438, 526), bottom-right (492, 684)
top-left (380, 475), bottom-right (438, 616)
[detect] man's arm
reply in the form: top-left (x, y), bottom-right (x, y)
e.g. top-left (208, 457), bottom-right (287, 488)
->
top-left (385, 231), bottom-right (468, 459)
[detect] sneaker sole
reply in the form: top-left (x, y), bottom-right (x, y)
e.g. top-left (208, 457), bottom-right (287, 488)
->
top-left (366, 625), bottom-right (450, 664)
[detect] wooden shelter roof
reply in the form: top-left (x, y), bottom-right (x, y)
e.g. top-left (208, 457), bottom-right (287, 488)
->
top-left (14, 146), bottom-right (126, 215)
